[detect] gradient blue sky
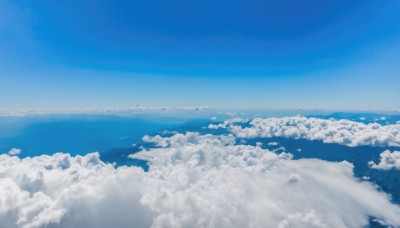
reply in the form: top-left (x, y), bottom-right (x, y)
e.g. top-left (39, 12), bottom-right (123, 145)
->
top-left (0, 0), bottom-right (399, 110)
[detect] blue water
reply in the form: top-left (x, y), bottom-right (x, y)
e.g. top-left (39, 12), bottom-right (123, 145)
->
top-left (0, 115), bottom-right (200, 157)
top-left (0, 115), bottom-right (214, 169)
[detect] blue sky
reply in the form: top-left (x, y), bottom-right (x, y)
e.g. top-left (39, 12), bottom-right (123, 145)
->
top-left (0, 0), bottom-right (399, 110)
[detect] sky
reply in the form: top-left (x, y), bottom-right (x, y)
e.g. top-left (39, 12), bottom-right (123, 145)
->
top-left (0, 0), bottom-right (399, 110)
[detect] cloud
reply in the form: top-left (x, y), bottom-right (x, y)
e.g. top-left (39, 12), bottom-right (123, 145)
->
top-left (142, 131), bottom-right (236, 148)
top-left (369, 150), bottom-right (400, 170)
top-left (0, 152), bottom-right (152, 228)
top-left (208, 118), bottom-right (248, 129)
top-left (1, 132), bottom-right (400, 227)
top-left (8, 148), bottom-right (21, 155)
top-left (267, 142), bottom-right (279, 146)
top-left (135, 133), bottom-right (400, 227)
top-left (227, 116), bottom-right (400, 147)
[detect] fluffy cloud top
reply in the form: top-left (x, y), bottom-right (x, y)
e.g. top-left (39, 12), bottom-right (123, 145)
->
top-left (1, 132), bottom-right (400, 227)
top-left (208, 118), bottom-right (248, 129)
top-left (0, 152), bottom-right (152, 228)
top-left (8, 148), bottom-right (22, 155)
top-left (369, 150), bottom-right (400, 170)
top-left (223, 116), bottom-right (400, 147)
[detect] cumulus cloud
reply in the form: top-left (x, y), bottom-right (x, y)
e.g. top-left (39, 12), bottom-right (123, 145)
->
top-left (142, 131), bottom-right (236, 148)
top-left (369, 150), bottom-right (400, 170)
top-left (267, 142), bottom-right (279, 146)
top-left (0, 152), bottom-right (152, 228)
top-left (8, 148), bottom-right (22, 155)
top-left (1, 132), bottom-right (400, 227)
top-left (227, 116), bottom-right (400, 147)
top-left (136, 133), bottom-right (400, 227)
top-left (208, 118), bottom-right (248, 129)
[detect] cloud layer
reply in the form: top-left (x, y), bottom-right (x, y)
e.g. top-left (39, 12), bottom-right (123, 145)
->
top-left (0, 152), bottom-right (152, 228)
top-left (1, 132), bottom-right (400, 227)
top-left (211, 116), bottom-right (400, 147)
top-left (369, 150), bottom-right (400, 170)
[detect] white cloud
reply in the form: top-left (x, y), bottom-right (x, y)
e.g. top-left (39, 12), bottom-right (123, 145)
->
top-left (142, 132), bottom-right (236, 148)
top-left (0, 152), bottom-right (152, 228)
top-left (274, 146), bottom-right (286, 152)
top-left (1, 133), bottom-right (400, 227)
top-left (228, 116), bottom-right (400, 147)
top-left (8, 148), bottom-right (22, 155)
top-left (208, 118), bottom-right (248, 129)
top-left (369, 150), bottom-right (400, 170)
top-left (267, 142), bottom-right (279, 146)
top-left (135, 133), bottom-right (400, 227)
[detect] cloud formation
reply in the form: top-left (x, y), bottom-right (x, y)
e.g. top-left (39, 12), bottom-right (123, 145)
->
top-left (1, 132), bottom-right (400, 227)
top-left (8, 148), bottom-right (22, 155)
top-left (223, 116), bottom-right (400, 147)
top-left (0, 152), bottom-right (152, 228)
top-left (369, 150), bottom-right (400, 170)
top-left (207, 117), bottom-right (248, 129)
